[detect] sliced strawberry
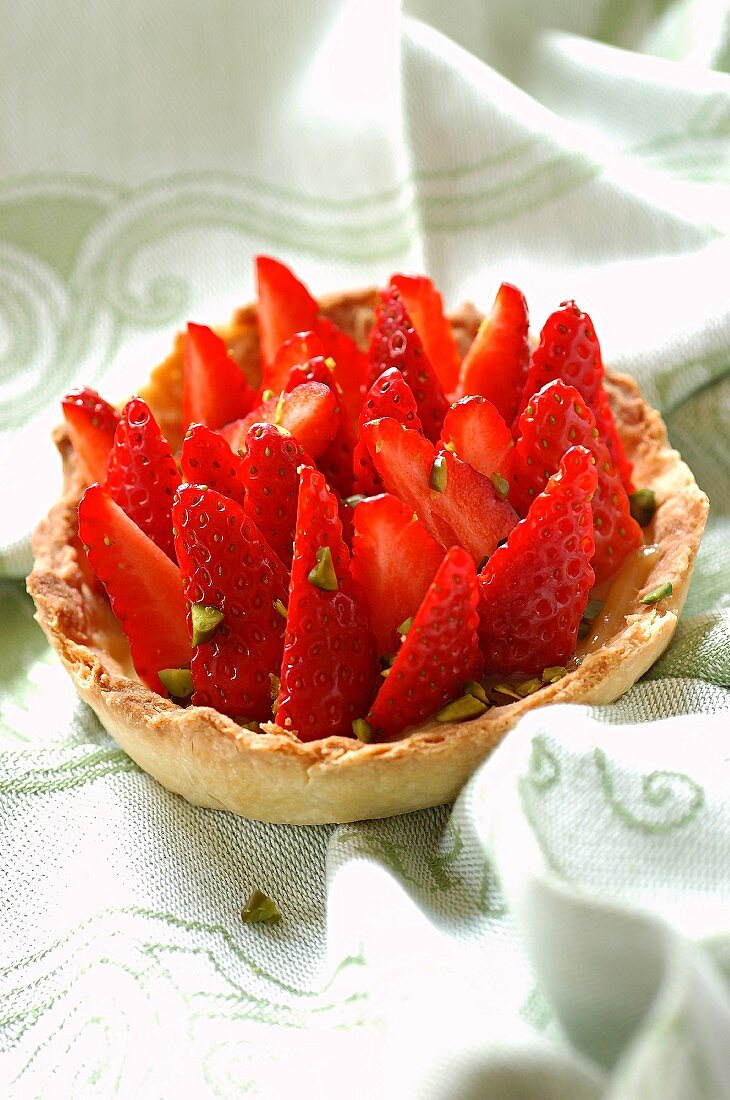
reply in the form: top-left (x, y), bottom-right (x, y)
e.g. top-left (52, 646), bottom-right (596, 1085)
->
top-left (239, 422), bottom-right (313, 567)
top-left (218, 382), bottom-right (340, 459)
top-left (78, 485), bottom-right (190, 694)
top-left (479, 446), bottom-right (597, 676)
top-left (105, 397), bottom-right (180, 560)
top-left (180, 423), bottom-right (247, 508)
top-left (62, 387), bottom-right (120, 484)
top-left (353, 368), bottom-right (422, 496)
top-left (511, 381), bottom-right (642, 582)
top-left (259, 330), bottom-right (325, 399)
top-left (367, 546), bottom-right (482, 740)
top-left (276, 468), bottom-right (379, 740)
top-left (455, 283), bottom-right (530, 424)
top-left (317, 317), bottom-right (369, 427)
top-left (440, 396), bottom-right (514, 483)
top-left (255, 255), bottom-right (320, 368)
top-left (283, 353), bottom-right (332, 391)
top-left (183, 323), bottom-right (256, 431)
top-left (173, 485), bottom-right (288, 719)
top-left (368, 286), bottom-right (448, 442)
top-left (390, 273), bottom-right (461, 394)
top-left (516, 301), bottom-right (633, 490)
top-left (363, 418), bottom-right (518, 564)
top-left (351, 493), bottom-right (444, 656)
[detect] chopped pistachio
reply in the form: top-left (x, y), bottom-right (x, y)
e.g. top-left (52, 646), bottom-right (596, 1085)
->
top-left (308, 545), bottom-right (338, 591)
top-left (516, 678), bottom-right (542, 697)
top-left (261, 389), bottom-right (275, 402)
top-left (436, 694), bottom-right (488, 723)
top-left (324, 356), bottom-right (336, 373)
top-left (443, 439), bottom-right (457, 453)
top-left (629, 488), bottom-right (657, 527)
top-left (269, 673), bottom-right (280, 702)
top-left (429, 455), bottom-right (448, 493)
top-left (191, 604), bottom-right (224, 647)
top-left (584, 597), bottom-right (605, 622)
top-left (273, 598), bottom-right (288, 619)
top-left (542, 665), bottom-right (567, 684)
top-left (464, 679), bottom-right (489, 705)
top-left (274, 391), bottom-right (286, 426)
top-left (352, 718), bottom-right (373, 743)
top-left (397, 616), bottom-right (414, 636)
top-left (241, 889), bottom-right (282, 925)
top-left (491, 472), bottom-right (510, 500)
top-left (640, 581), bottom-right (673, 605)
top-left (380, 667), bottom-right (390, 678)
top-left (158, 667), bottom-right (194, 698)
top-left (491, 682), bottom-right (522, 702)
top-left (344, 494), bottom-right (367, 508)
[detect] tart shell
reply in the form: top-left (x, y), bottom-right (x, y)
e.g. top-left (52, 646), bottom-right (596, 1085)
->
top-left (28, 291), bottom-right (708, 824)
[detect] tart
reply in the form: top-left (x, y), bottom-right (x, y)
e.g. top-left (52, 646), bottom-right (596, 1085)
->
top-left (28, 262), bottom-right (708, 824)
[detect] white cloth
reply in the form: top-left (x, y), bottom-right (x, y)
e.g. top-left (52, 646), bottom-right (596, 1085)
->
top-left (1, 2), bottom-right (729, 1096)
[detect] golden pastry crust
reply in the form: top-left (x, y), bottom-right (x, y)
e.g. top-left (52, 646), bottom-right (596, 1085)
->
top-left (28, 291), bottom-right (708, 824)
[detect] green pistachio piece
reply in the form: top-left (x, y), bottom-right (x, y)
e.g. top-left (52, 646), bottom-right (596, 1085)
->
top-left (158, 667), bottom-right (194, 698)
top-left (269, 673), bottom-right (280, 703)
top-left (308, 546), bottom-right (338, 591)
top-left (464, 679), bottom-right (489, 705)
top-left (491, 682), bottom-right (522, 702)
top-left (584, 597), bottom-right (605, 622)
top-left (191, 604), bottom-right (225, 647)
top-left (429, 455), bottom-right (448, 493)
top-left (491, 472), bottom-right (510, 500)
top-left (443, 440), bottom-right (456, 453)
top-left (261, 389), bottom-right (275, 402)
top-left (397, 616), bottom-right (414, 636)
top-left (516, 678), bottom-right (542, 697)
top-left (629, 488), bottom-right (657, 527)
top-left (541, 665), bottom-right (567, 684)
top-left (344, 494), bottom-right (367, 508)
top-left (352, 718), bottom-right (373, 743)
top-left (436, 694), bottom-right (488, 723)
top-left (273, 598), bottom-right (288, 619)
top-left (640, 581), bottom-right (673, 605)
top-left (241, 889), bottom-right (282, 924)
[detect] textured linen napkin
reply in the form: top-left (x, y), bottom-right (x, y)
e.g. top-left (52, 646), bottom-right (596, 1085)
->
top-left (1, 1), bottom-right (729, 1096)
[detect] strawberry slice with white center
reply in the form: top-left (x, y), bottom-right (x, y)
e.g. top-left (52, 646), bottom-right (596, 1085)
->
top-left (440, 396), bottom-right (515, 485)
top-left (366, 546), bottom-right (483, 740)
top-left (362, 418), bottom-right (518, 564)
top-left (390, 273), bottom-right (461, 394)
top-left (173, 485), bottom-right (289, 720)
top-left (106, 397), bottom-right (180, 560)
top-left (78, 485), bottom-right (191, 694)
top-left (353, 368), bottom-right (422, 497)
top-left (455, 283), bottom-right (530, 424)
top-left (183, 323), bottom-right (257, 431)
top-left (479, 446), bottom-right (597, 676)
top-left (276, 467), bottom-right (379, 740)
top-left (368, 286), bottom-right (448, 441)
top-left (350, 493), bottom-right (444, 656)
top-left (62, 387), bottom-right (120, 484)
top-left (218, 381), bottom-right (340, 458)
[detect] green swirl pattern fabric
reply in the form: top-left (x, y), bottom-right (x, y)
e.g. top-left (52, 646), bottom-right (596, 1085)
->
top-left (1, 1), bottom-right (729, 1096)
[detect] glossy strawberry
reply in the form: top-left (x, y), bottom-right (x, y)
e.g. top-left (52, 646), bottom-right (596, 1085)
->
top-left (455, 283), bottom-right (530, 424)
top-left (368, 286), bottom-right (448, 441)
top-left (256, 255), bottom-right (320, 368)
top-left (317, 316), bottom-right (369, 427)
top-left (367, 546), bottom-right (483, 740)
top-left (351, 493), bottom-right (444, 656)
top-left (363, 418), bottom-right (518, 564)
top-left (180, 423), bottom-right (247, 508)
top-left (105, 397), bottom-right (179, 559)
top-left (353, 368), bottom-right (422, 496)
top-left (78, 485), bottom-right (190, 693)
top-left (280, 353), bottom-right (355, 497)
top-left (390, 273), bottom-right (461, 394)
top-left (479, 446), bottom-right (597, 676)
top-left (239, 422), bottom-right (313, 567)
top-left (173, 485), bottom-right (288, 719)
top-left (511, 381), bottom-right (642, 581)
top-left (62, 387), bottom-right (120, 484)
top-left (440, 396), bottom-right (514, 484)
top-left (516, 301), bottom-right (633, 489)
top-left (218, 382), bottom-right (340, 458)
top-left (275, 467), bottom-right (378, 740)
top-left (283, 353), bottom-right (333, 391)
top-left (258, 330), bottom-right (325, 399)
top-left (183, 323), bottom-right (256, 431)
